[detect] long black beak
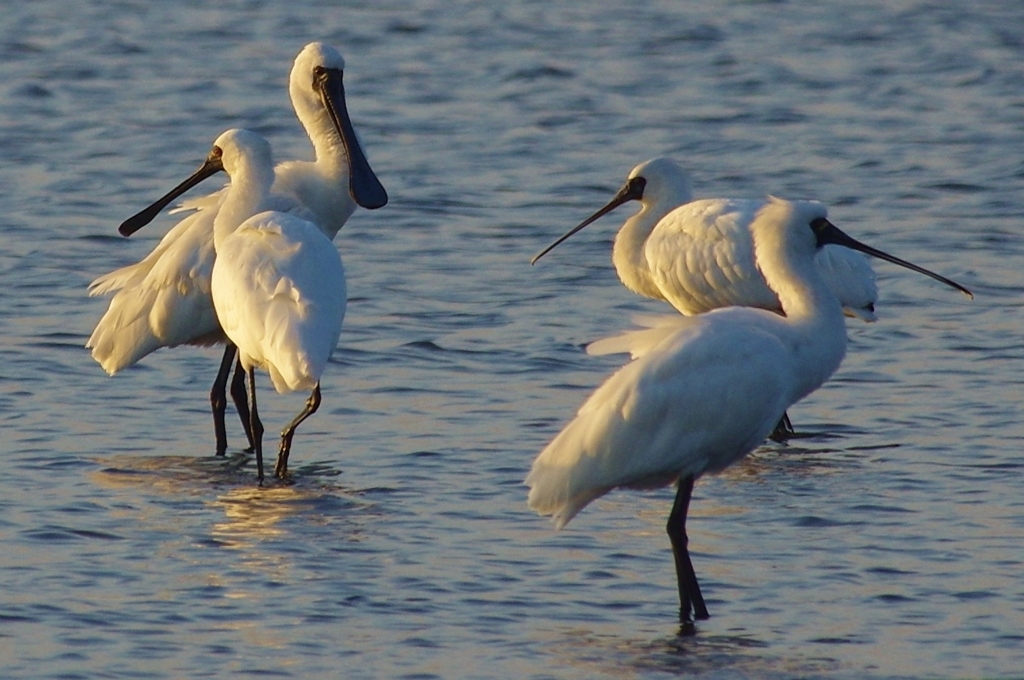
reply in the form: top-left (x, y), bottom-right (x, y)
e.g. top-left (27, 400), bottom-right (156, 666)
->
top-left (531, 176), bottom-right (646, 265)
top-left (315, 67), bottom-right (388, 210)
top-left (118, 149), bottom-right (225, 237)
top-left (812, 217), bottom-right (973, 298)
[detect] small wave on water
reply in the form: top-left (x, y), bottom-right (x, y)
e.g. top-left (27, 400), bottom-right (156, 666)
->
top-left (536, 627), bottom-right (847, 680)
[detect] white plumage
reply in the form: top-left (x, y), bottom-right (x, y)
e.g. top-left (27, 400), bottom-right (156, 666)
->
top-left (527, 311), bottom-right (794, 530)
top-left (87, 188), bottom-right (307, 371)
top-left (212, 210), bottom-right (345, 396)
top-left (87, 204), bottom-right (222, 370)
top-left (527, 197), bottom-right (971, 623)
top-left (534, 157), bottom-right (878, 321)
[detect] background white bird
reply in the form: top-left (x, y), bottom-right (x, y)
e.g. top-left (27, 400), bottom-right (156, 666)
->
top-left (87, 43), bottom-right (385, 457)
top-left (533, 157), bottom-right (878, 320)
top-left (526, 197), bottom-right (971, 624)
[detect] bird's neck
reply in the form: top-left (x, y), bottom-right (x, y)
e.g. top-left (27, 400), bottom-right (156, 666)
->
top-left (214, 171), bottom-right (273, 249)
top-left (274, 99), bottom-right (356, 239)
top-left (754, 225), bottom-right (848, 401)
top-left (294, 96), bottom-right (351, 170)
top-left (612, 202), bottom-right (672, 301)
top-left (309, 124), bottom-right (350, 169)
top-left (778, 281), bottom-right (848, 402)
top-left (273, 158), bottom-right (355, 240)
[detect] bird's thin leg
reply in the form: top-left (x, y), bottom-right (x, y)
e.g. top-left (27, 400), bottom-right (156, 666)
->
top-left (246, 366), bottom-right (264, 484)
top-left (229, 356), bottom-right (255, 453)
top-left (210, 344), bottom-right (237, 457)
top-left (768, 411), bottom-right (795, 443)
top-left (667, 475), bottom-right (709, 623)
top-left (274, 383), bottom-right (321, 479)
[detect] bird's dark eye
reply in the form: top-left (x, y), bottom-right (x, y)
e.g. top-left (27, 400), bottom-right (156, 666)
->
top-left (626, 176), bottom-right (646, 200)
top-left (211, 145), bottom-right (223, 159)
top-left (311, 66), bottom-right (330, 91)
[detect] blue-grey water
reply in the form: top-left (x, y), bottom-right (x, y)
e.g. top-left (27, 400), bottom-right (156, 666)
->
top-left (1, 1), bottom-right (1022, 678)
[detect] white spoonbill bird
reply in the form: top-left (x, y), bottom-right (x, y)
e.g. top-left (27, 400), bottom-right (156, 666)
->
top-left (526, 197), bottom-right (971, 624)
top-left (532, 157), bottom-right (878, 321)
top-left (121, 129), bottom-right (347, 483)
top-left (87, 43), bottom-right (385, 457)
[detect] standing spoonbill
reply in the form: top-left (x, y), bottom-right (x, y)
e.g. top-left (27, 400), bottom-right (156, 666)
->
top-left (87, 43), bottom-right (385, 457)
top-left (532, 158), bottom-right (877, 320)
top-left (526, 197), bottom-right (971, 624)
top-left (120, 129), bottom-right (347, 483)
top-left (531, 157), bottom-right (878, 439)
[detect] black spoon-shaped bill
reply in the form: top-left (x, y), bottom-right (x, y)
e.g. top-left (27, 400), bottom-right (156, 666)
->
top-left (315, 67), bottom-right (388, 210)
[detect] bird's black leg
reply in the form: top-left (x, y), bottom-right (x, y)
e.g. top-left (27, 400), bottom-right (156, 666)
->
top-left (229, 356), bottom-right (255, 453)
top-left (768, 411), bottom-right (795, 443)
top-left (210, 344), bottom-right (237, 456)
top-left (246, 366), bottom-right (264, 484)
top-left (274, 383), bottom-right (321, 479)
top-left (667, 475), bottom-right (709, 623)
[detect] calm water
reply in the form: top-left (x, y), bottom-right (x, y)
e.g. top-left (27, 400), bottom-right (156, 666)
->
top-left (1, 1), bottom-right (1022, 678)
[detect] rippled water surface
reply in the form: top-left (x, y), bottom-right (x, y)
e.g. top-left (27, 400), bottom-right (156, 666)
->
top-left (2, 1), bottom-right (1023, 678)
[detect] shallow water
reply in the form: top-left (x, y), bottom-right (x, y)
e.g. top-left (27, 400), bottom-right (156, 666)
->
top-left (1, 1), bottom-right (1023, 678)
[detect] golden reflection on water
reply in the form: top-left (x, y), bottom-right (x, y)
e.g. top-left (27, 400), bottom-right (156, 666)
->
top-left (89, 452), bottom-right (370, 569)
top-left (210, 484), bottom-right (306, 544)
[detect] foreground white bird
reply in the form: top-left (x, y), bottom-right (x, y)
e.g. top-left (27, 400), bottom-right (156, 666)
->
top-left (87, 43), bottom-right (385, 456)
top-left (526, 197), bottom-right (971, 624)
top-left (119, 129), bottom-right (346, 482)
